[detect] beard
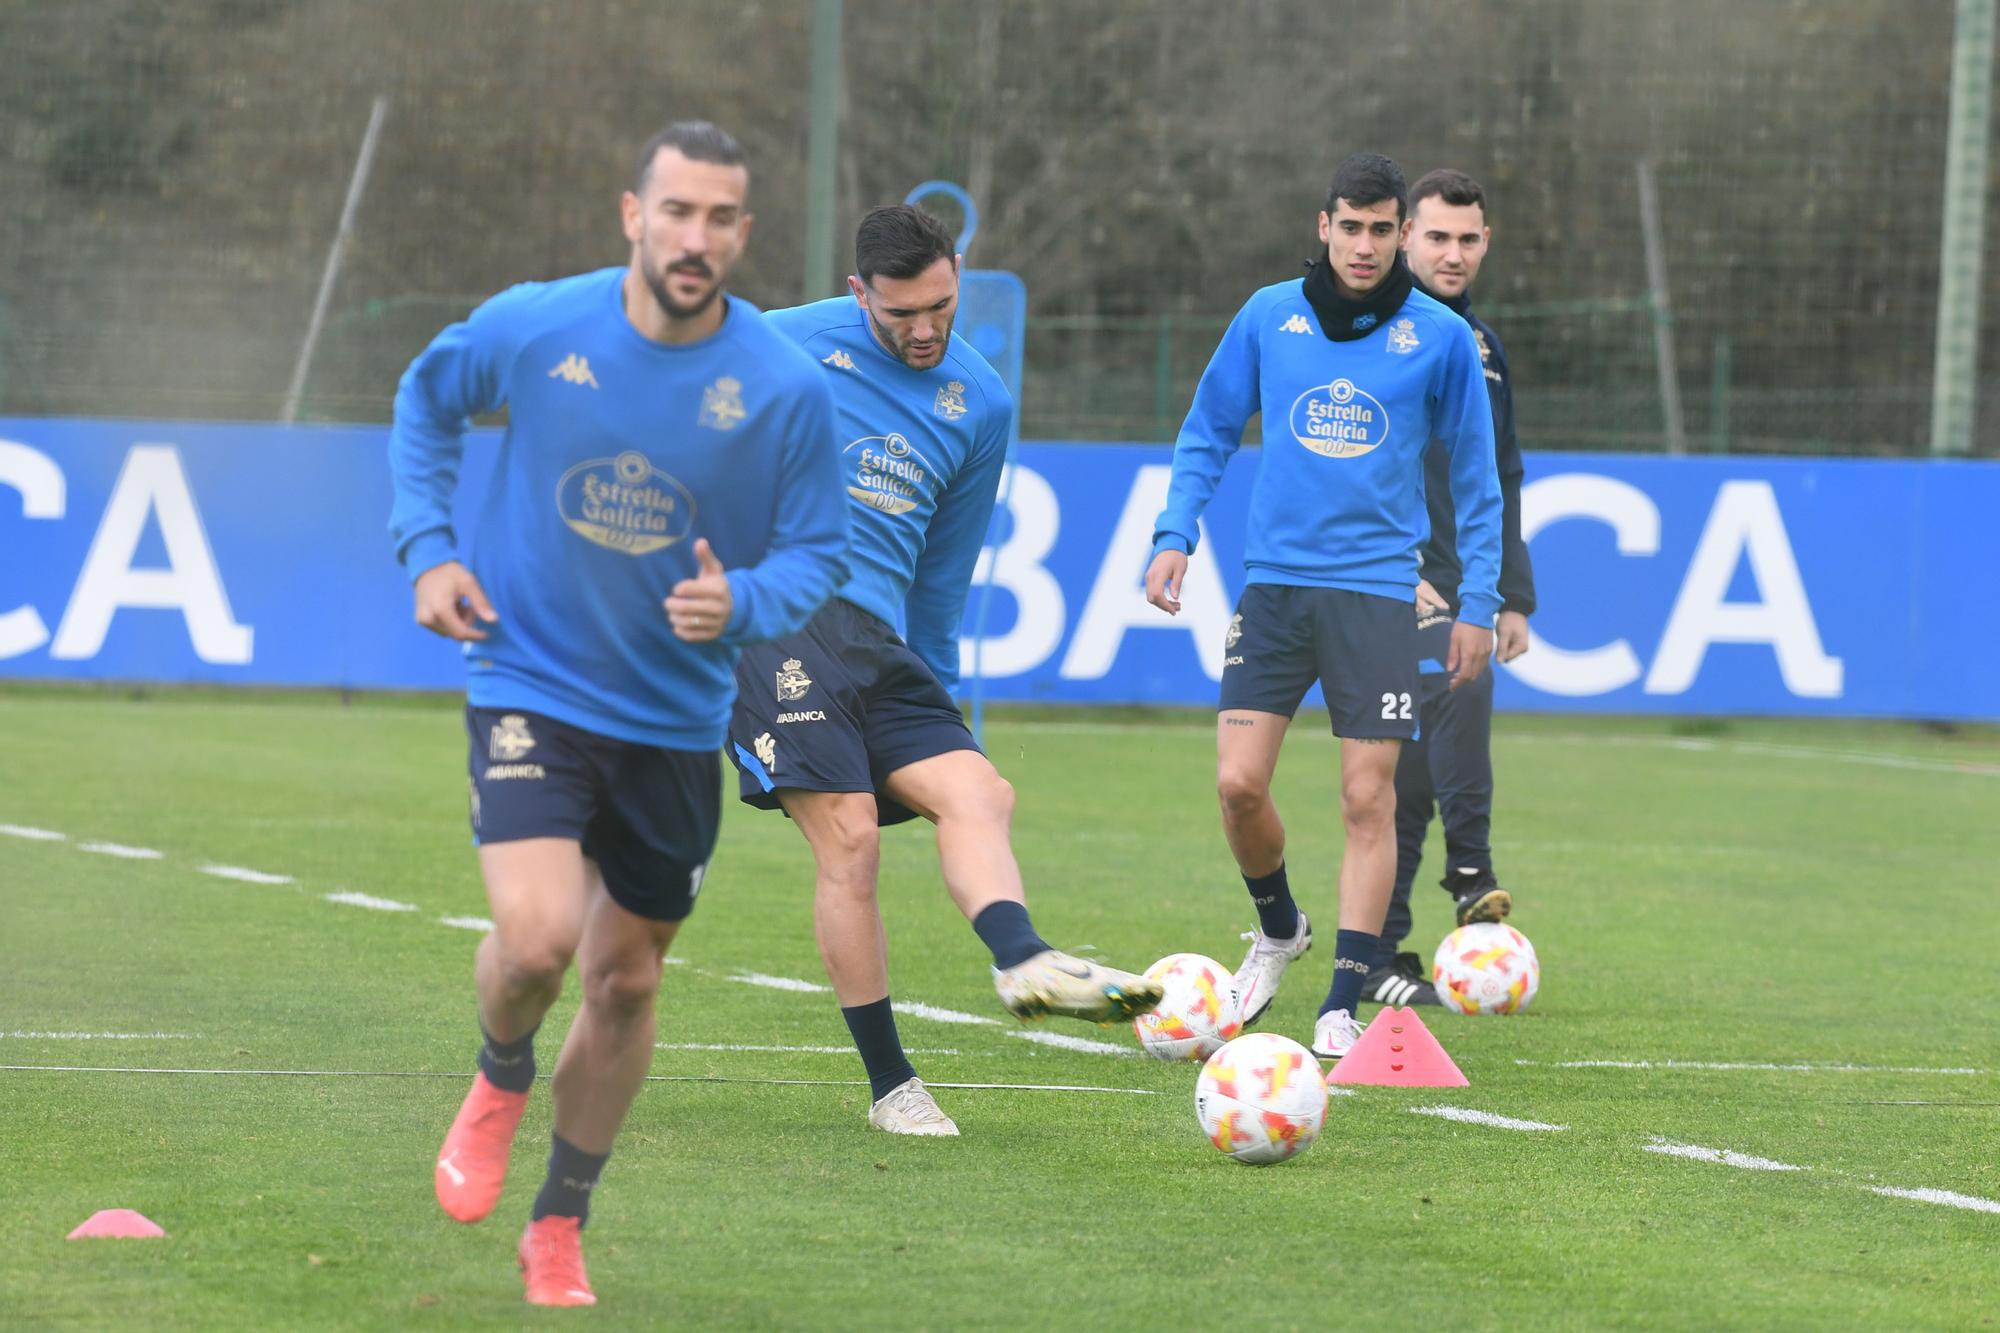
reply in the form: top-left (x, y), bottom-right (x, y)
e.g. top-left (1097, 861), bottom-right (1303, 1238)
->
top-left (643, 254), bottom-right (723, 321)
top-left (867, 306), bottom-right (955, 369)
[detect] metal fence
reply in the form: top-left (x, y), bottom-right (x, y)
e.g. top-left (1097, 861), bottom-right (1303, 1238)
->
top-left (1, 0), bottom-right (1992, 456)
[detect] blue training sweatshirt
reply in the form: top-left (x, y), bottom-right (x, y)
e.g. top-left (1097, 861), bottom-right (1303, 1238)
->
top-left (764, 296), bottom-right (1013, 690)
top-left (387, 268), bottom-right (851, 750)
top-left (1152, 278), bottom-right (1504, 627)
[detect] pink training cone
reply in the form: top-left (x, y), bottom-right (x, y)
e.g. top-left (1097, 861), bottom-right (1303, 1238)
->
top-left (1326, 1006), bottom-right (1469, 1087)
top-left (67, 1209), bottom-right (166, 1239)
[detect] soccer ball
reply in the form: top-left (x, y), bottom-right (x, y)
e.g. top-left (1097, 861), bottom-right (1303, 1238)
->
top-left (1194, 1033), bottom-right (1328, 1165)
top-left (1132, 953), bottom-right (1242, 1061)
top-left (1433, 922), bottom-right (1540, 1015)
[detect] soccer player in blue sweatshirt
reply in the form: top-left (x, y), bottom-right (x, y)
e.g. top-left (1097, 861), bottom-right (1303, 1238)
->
top-left (1363, 168), bottom-right (1539, 1008)
top-left (1144, 153), bottom-right (1503, 1060)
top-left (728, 205), bottom-right (1163, 1136)
top-left (388, 122), bottom-right (849, 1307)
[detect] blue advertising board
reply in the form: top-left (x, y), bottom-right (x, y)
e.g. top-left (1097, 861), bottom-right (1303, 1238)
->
top-left (2, 418), bottom-right (1995, 719)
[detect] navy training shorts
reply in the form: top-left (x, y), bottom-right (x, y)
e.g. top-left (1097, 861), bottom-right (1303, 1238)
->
top-left (1217, 584), bottom-right (1421, 740)
top-left (465, 705), bottom-right (720, 922)
top-left (727, 599), bottom-right (980, 827)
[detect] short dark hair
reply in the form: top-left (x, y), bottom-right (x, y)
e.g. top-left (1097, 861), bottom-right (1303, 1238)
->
top-left (1410, 168), bottom-right (1487, 218)
top-left (1323, 152), bottom-right (1408, 220)
top-left (633, 121), bottom-right (748, 193)
top-left (854, 204), bottom-right (956, 283)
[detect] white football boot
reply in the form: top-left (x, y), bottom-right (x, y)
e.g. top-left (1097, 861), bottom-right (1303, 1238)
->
top-left (992, 949), bottom-right (1165, 1024)
top-left (1310, 1007), bottom-right (1366, 1060)
top-left (1231, 910), bottom-right (1313, 1028)
top-left (867, 1077), bottom-right (960, 1136)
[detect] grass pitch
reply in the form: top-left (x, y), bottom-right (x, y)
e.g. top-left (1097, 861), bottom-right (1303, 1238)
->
top-left (2, 687), bottom-right (1997, 1329)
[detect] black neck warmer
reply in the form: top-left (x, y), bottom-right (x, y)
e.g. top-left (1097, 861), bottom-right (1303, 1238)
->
top-left (1411, 272), bottom-right (1471, 317)
top-left (1301, 251), bottom-right (1416, 341)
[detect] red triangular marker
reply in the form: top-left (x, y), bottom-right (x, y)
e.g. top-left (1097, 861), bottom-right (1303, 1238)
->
top-left (67, 1209), bottom-right (165, 1239)
top-left (1326, 1006), bottom-right (1468, 1087)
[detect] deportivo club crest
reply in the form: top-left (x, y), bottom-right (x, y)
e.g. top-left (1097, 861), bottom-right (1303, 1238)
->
top-left (934, 379), bottom-right (968, 421)
top-left (700, 376), bottom-right (747, 430)
top-left (1387, 318), bottom-right (1421, 354)
top-left (1225, 614), bottom-right (1243, 650)
top-left (489, 714), bottom-right (536, 761)
top-left (1352, 313), bottom-right (1378, 332)
top-left (775, 658), bottom-right (813, 702)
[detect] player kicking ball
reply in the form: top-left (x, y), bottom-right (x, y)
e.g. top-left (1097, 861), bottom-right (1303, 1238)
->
top-left (729, 205), bottom-right (1164, 1136)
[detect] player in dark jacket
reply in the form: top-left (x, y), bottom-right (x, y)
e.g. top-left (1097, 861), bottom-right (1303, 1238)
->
top-left (1363, 168), bottom-right (1539, 1007)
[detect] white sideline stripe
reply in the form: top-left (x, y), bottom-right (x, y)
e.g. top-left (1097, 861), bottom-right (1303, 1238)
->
top-left (658, 1043), bottom-right (963, 1055)
top-left (728, 971), bottom-right (831, 994)
top-left (891, 999), bottom-right (1138, 1056)
top-left (0, 1064), bottom-right (1153, 1094)
top-left (1868, 1185), bottom-right (2000, 1215)
top-left (322, 891), bottom-right (417, 912)
top-left (1518, 1059), bottom-right (1984, 1076)
top-left (78, 842), bottom-right (162, 860)
top-left (1411, 1105), bottom-right (1566, 1132)
top-left (1642, 1137), bottom-right (1805, 1172)
top-left (1325, 1084), bottom-right (1358, 1097)
top-left (4, 1032), bottom-right (196, 1040)
top-left (197, 864), bottom-right (294, 885)
top-left (893, 1001), bottom-right (999, 1027)
top-left (58, 845), bottom-right (1142, 1067)
top-left (0, 824), bottom-right (66, 841)
top-left (1008, 1029), bottom-right (1135, 1056)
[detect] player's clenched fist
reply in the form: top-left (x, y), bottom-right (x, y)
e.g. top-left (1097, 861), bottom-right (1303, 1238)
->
top-left (665, 538), bottom-right (734, 643)
top-left (1145, 549), bottom-right (1188, 615)
top-left (413, 560), bottom-right (498, 641)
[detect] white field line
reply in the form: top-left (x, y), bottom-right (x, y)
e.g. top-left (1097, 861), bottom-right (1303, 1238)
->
top-left (1009, 1029), bottom-right (1134, 1056)
top-left (0, 824), bottom-right (66, 841)
top-left (893, 998), bottom-right (1135, 1056)
top-left (1516, 1059), bottom-right (1985, 1076)
top-left (322, 891), bottom-right (417, 912)
top-left (1411, 1105), bottom-right (1567, 1132)
top-left (1867, 1185), bottom-right (2000, 1215)
top-left (196, 864), bottom-right (294, 885)
top-left (658, 1043), bottom-right (964, 1055)
top-left (728, 971), bottom-right (831, 994)
top-left (438, 916), bottom-right (495, 932)
top-left (0, 1064), bottom-right (1152, 1094)
top-left (77, 842), bottom-right (162, 860)
top-left (4, 1032), bottom-right (197, 1040)
top-left (1642, 1137), bottom-right (1806, 1172)
top-left (734, 980), bottom-right (1141, 1057)
top-left (893, 1000), bottom-right (1000, 1026)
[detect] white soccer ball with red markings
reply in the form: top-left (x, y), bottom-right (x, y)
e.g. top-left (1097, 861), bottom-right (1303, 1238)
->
top-left (1433, 922), bottom-right (1541, 1015)
top-left (1194, 1032), bottom-right (1328, 1165)
top-left (1132, 953), bottom-right (1242, 1061)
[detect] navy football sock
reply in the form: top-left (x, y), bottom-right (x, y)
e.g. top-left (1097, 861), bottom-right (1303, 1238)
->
top-left (1320, 929), bottom-right (1381, 1016)
top-left (841, 997), bottom-right (919, 1101)
top-left (1242, 863), bottom-right (1301, 940)
top-left (532, 1134), bottom-right (609, 1225)
top-left (972, 900), bottom-right (1050, 971)
top-left (477, 1022), bottom-right (538, 1094)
